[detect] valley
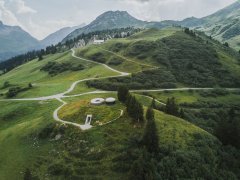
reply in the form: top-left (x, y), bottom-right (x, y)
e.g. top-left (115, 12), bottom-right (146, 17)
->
top-left (0, 27), bottom-right (240, 179)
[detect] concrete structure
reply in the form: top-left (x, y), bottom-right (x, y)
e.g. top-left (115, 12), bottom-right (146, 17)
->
top-left (105, 97), bottom-right (116, 105)
top-left (91, 98), bottom-right (105, 105)
top-left (85, 115), bottom-right (93, 125)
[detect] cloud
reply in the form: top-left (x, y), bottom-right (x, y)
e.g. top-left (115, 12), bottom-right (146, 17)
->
top-left (10, 0), bottom-right (37, 14)
top-left (117, 0), bottom-right (236, 21)
top-left (0, 0), bottom-right (21, 25)
top-left (0, 0), bottom-right (237, 40)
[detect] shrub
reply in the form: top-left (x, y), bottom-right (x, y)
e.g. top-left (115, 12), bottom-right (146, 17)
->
top-left (108, 57), bottom-right (123, 66)
top-left (38, 123), bottom-right (56, 139)
top-left (88, 52), bottom-right (106, 63)
top-left (41, 62), bottom-right (84, 76)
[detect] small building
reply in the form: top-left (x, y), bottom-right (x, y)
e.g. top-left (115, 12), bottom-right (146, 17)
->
top-left (93, 39), bottom-right (105, 45)
top-left (91, 98), bottom-right (105, 105)
top-left (74, 39), bottom-right (85, 48)
top-left (105, 97), bottom-right (116, 105)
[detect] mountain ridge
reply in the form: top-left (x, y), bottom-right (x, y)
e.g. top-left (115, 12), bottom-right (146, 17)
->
top-left (40, 23), bottom-right (86, 47)
top-left (0, 22), bottom-right (39, 62)
top-left (1, 1), bottom-right (240, 62)
top-left (63, 2), bottom-right (240, 50)
top-left (63, 11), bottom-right (147, 42)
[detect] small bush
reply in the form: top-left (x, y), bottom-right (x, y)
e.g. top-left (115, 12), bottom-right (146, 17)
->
top-left (38, 123), bottom-right (56, 139)
top-left (41, 62), bottom-right (84, 76)
top-left (108, 57), bottom-right (123, 66)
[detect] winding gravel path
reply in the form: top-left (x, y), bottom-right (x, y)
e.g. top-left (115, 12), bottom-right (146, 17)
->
top-left (1, 49), bottom-right (239, 130)
top-left (52, 49), bottom-right (129, 130)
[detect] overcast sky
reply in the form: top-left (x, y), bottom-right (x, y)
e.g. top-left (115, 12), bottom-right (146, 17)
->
top-left (0, 0), bottom-right (237, 40)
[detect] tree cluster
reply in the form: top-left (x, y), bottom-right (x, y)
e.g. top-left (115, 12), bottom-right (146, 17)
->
top-left (126, 95), bottom-right (144, 123)
top-left (40, 61), bottom-right (84, 76)
top-left (0, 44), bottom-right (59, 72)
top-left (64, 27), bottom-right (141, 49)
top-left (128, 107), bottom-right (160, 179)
top-left (142, 107), bottom-right (159, 154)
top-left (6, 84), bottom-right (33, 98)
top-left (165, 97), bottom-right (185, 118)
top-left (216, 108), bottom-right (240, 148)
top-left (117, 86), bottom-right (144, 123)
top-left (184, 28), bottom-right (196, 37)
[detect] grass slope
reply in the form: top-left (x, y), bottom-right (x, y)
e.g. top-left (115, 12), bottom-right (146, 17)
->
top-left (76, 28), bottom-right (240, 90)
top-left (59, 93), bottom-right (122, 126)
top-left (0, 51), bottom-right (118, 98)
top-left (0, 100), bottom-right (60, 179)
top-left (0, 93), bottom-right (219, 179)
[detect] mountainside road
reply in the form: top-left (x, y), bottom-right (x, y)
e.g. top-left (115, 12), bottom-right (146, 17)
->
top-left (53, 49), bottom-right (128, 130)
top-left (100, 48), bottom-right (156, 68)
top-left (71, 49), bottom-right (130, 76)
top-left (1, 48), bottom-right (239, 130)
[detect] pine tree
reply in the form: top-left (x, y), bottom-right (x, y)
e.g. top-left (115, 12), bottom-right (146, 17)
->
top-left (165, 97), bottom-right (179, 116)
top-left (151, 98), bottom-right (156, 109)
top-left (28, 83), bottom-right (33, 88)
top-left (118, 86), bottom-right (129, 103)
top-left (136, 102), bottom-right (144, 123)
top-left (128, 151), bottom-right (155, 180)
top-left (216, 108), bottom-right (240, 148)
top-left (179, 108), bottom-right (185, 118)
top-left (24, 168), bottom-right (32, 180)
top-left (126, 95), bottom-right (135, 117)
top-left (142, 107), bottom-right (159, 154)
top-left (146, 107), bottom-right (154, 121)
top-left (38, 53), bottom-right (43, 61)
top-left (126, 94), bottom-right (144, 123)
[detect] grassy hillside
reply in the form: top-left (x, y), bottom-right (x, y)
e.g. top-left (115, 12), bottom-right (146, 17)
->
top-left (1, 28), bottom-right (239, 98)
top-left (0, 93), bottom-right (226, 179)
top-left (0, 51), bottom-right (118, 98)
top-left (0, 100), bottom-right (60, 179)
top-left (75, 28), bottom-right (240, 91)
top-left (192, 2), bottom-right (240, 50)
top-left (0, 28), bottom-right (240, 179)
top-left (59, 93), bottom-right (123, 126)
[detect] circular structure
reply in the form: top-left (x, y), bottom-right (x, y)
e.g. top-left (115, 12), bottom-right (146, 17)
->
top-left (91, 98), bottom-right (105, 105)
top-left (105, 97), bottom-right (116, 105)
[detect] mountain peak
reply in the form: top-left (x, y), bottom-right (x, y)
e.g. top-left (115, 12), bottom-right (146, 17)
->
top-left (90, 10), bottom-right (142, 27)
top-left (96, 10), bottom-right (135, 21)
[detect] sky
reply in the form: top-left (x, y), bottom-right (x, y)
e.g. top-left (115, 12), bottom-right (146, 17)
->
top-left (0, 0), bottom-right (237, 40)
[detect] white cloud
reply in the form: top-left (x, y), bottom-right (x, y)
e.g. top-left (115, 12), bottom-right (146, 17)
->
top-left (118, 0), bottom-right (237, 21)
top-left (8, 0), bottom-right (37, 14)
top-left (0, 0), bottom-right (21, 25)
top-left (0, 0), bottom-right (238, 40)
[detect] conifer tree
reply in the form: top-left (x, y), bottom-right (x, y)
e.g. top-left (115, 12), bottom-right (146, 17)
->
top-left (128, 151), bottom-right (155, 180)
top-left (146, 106), bottom-right (154, 121)
top-left (151, 98), bottom-right (156, 109)
top-left (142, 107), bottom-right (159, 154)
top-left (136, 101), bottom-right (144, 123)
top-left (38, 53), bottom-right (43, 61)
top-left (24, 168), bottom-right (32, 180)
top-left (179, 108), bottom-right (185, 118)
top-left (28, 83), bottom-right (33, 88)
top-left (118, 86), bottom-right (129, 103)
top-left (216, 108), bottom-right (240, 148)
top-left (126, 95), bottom-right (135, 117)
top-left (165, 97), bottom-right (179, 116)
top-left (126, 94), bottom-right (144, 123)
